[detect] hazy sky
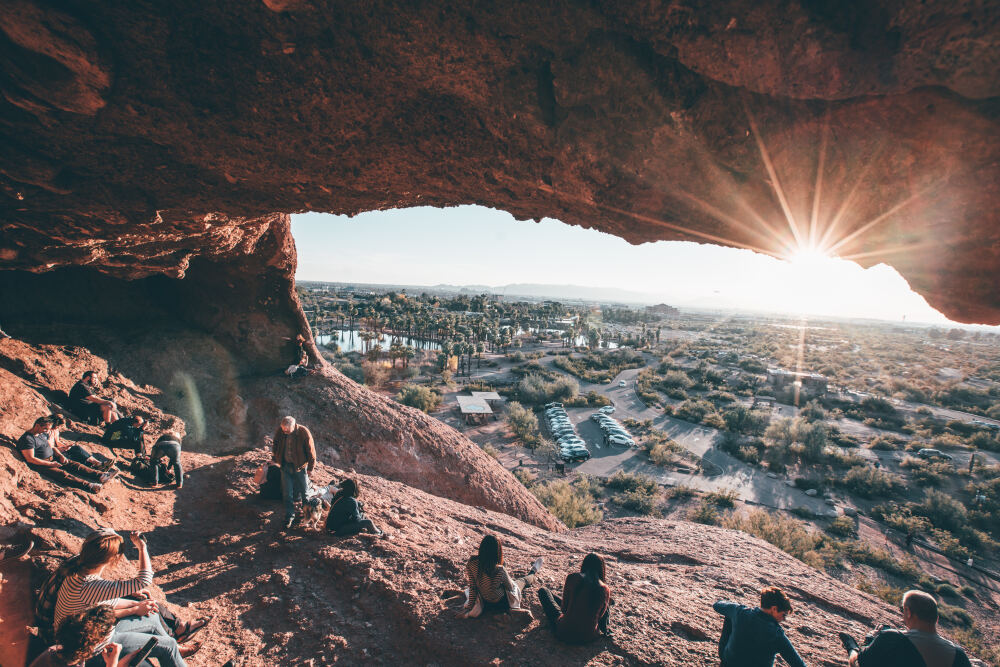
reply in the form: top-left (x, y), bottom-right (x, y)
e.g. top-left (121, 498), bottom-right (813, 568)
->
top-left (293, 206), bottom-right (954, 324)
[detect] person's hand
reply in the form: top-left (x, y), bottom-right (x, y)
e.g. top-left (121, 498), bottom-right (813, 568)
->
top-left (101, 642), bottom-right (122, 667)
top-left (135, 598), bottom-right (158, 616)
top-left (129, 531), bottom-right (147, 548)
top-left (456, 610), bottom-right (471, 619)
top-left (54, 451), bottom-right (68, 464)
top-left (848, 651), bottom-right (860, 667)
top-left (136, 589), bottom-right (151, 600)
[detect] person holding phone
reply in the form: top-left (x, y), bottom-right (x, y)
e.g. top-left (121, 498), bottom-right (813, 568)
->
top-left (51, 529), bottom-right (192, 666)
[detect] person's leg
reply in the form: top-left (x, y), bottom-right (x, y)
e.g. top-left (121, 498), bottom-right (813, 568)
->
top-left (293, 469), bottom-right (308, 507)
top-left (61, 459), bottom-right (103, 481)
top-left (35, 465), bottom-right (96, 491)
top-left (66, 444), bottom-right (93, 463)
top-left (280, 464), bottom-right (295, 521)
top-left (115, 612), bottom-right (171, 637)
top-left (513, 573), bottom-right (537, 591)
top-left (105, 631), bottom-right (159, 667)
top-left (598, 605), bottom-right (610, 634)
top-left (168, 444), bottom-right (183, 486)
top-left (334, 520), bottom-right (365, 537)
top-left (537, 587), bottom-right (561, 630)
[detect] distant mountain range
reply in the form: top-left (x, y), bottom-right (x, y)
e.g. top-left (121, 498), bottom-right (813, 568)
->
top-left (429, 283), bottom-right (657, 304)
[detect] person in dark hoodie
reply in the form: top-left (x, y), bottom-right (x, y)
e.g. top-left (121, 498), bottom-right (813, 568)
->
top-left (324, 478), bottom-right (382, 537)
top-left (537, 553), bottom-right (611, 643)
top-left (713, 586), bottom-right (807, 667)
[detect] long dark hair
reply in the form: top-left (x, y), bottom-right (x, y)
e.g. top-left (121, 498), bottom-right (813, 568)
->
top-left (578, 553), bottom-right (608, 604)
top-left (333, 478), bottom-right (358, 503)
top-left (477, 534), bottom-right (503, 575)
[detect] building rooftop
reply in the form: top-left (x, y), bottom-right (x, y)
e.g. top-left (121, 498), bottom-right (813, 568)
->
top-left (456, 396), bottom-right (493, 414)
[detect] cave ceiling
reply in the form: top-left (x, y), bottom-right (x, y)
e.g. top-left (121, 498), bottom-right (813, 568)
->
top-left (1, 0), bottom-right (998, 322)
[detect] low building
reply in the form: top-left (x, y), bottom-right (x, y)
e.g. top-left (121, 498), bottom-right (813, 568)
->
top-left (471, 391), bottom-right (503, 410)
top-left (767, 368), bottom-right (828, 397)
top-left (645, 303), bottom-right (679, 317)
top-left (457, 395), bottom-right (493, 425)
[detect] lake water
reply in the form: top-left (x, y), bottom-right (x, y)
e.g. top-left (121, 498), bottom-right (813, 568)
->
top-left (316, 331), bottom-right (441, 353)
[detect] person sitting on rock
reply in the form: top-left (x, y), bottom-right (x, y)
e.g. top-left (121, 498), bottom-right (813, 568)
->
top-left (19, 417), bottom-right (117, 493)
top-left (842, 589), bottom-right (971, 667)
top-left (149, 432), bottom-right (184, 489)
top-left (68, 371), bottom-right (119, 426)
top-left (29, 605), bottom-right (134, 667)
top-left (713, 586), bottom-right (807, 667)
top-left (271, 416), bottom-right (316, 530)
top-left (324, 478), bottom-right (382, 537)
top-left (457, 534), bottom-right (543, 619)
top-left (52, 529), bottom-right (204, 666)
top-left (536, 553), bottom-right (611, 643)
top-left (102, 415), bottom-right (146, 456)
top-left (47, 416), bottom-right (116, 472)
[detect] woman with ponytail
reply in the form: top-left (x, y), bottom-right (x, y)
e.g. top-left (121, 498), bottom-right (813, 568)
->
top-left (536, 553), bottom-right (612, 643)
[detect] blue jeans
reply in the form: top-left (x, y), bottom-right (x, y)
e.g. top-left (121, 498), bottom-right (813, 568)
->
top-left (151, 441), bottom-right (184, 485)
top-left (281, 463), bottom-right (309, 521)
top-left (110, 613), bottom-right (185, 667)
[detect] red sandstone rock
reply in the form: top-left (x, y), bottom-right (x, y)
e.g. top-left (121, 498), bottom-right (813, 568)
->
top-left (0, 2), bottom-right (997, 323)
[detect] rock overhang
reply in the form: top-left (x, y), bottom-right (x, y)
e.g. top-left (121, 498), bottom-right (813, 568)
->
top-left (0, 0), bottom-right (997, 322)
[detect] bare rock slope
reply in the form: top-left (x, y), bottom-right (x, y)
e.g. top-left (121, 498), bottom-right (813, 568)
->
top-left (1, 338), bottom-right (979, 666)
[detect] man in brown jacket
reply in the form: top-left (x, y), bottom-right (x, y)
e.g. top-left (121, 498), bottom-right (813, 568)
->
top-left (272, 416), bottom-right (316, 529)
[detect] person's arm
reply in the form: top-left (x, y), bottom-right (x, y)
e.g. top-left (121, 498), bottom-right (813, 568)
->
top-left (271, 431), bottom-right (282, 464)
top-left (775, 633), bottom-right (808, 667)
top-left (19, 447), bottom-right (59, 467)
top-left (561, 574), bottom-right (576, 613)
top-left (712, 601), bottom-right (738, 619)
top-left (458, 560), bottom-right (480, 617)
top-left (952, 648), bottom-right (972, 667)
top-left (304, 428), bottom-right (316, 472)
top-left (501, 567), bottom-right (522, 609)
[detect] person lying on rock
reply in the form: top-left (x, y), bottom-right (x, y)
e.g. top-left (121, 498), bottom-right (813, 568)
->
top-left (19, 417), bottom-right (118, 494)
top-left (457, 534), bottom-right (543, 619)
top-left (149, 432), bottom-right (184, 489)
top-left (47, 529), bottom-right (206, 666)
top-left (536, 553), bottom-right (611, 643)
top-left (47, 416), bottom-right (117, 472)
top-left (840, 589), bottom-right (972, 667)
top-left (69, 371), bottom-right (120, 426)
top-left (271, 415), bottom-right (316, 530)
top-left (324, 478), bottom-right (382, 536)
top-left (713, 586), bottom-right (807, 667)
top-left (29, 605), bottom-right (136, 667)
top-left (102, 415), bottom-right (147, 456)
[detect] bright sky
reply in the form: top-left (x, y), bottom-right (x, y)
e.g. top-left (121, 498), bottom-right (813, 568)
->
top-left (292, 206), bottom-right (953, 324)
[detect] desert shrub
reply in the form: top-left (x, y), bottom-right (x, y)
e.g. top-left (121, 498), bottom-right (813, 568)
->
top-left (900, 456), bottom-right (952, 487)
top-left (660, 370), bottom-right (694, 390)
top-left (505, 401), bottom-right (539, 445)
top-left (674, 399), bottom-right (715, 424)
top-left (606, 471), bottom-right (658, 495)
top-left (839, 466), bottom-right (904, 498)
top-left (507, 351), bottom-right (526, 362)
top-left (935, 583), bottom-right (960, 598)
top-left (705, 489), bottom-right (737, 507)
top-left (738, 445), bottom-right (762, 464)
top-left (615, 488), bottom-right (659, 515)
top-left (481, 444), bottom-right (499, 459)
top-left (800, 400), bottom-right (827, 422)
top-left (722, 509), bottom-right (826, 568)
top-left (837, 541), bottom-right (921, 579)
top-left (703, 412), bottom-right (726, 429)
top-left (938, 604), bottom-right (973, 628)
top-left (690, 499), bottom-right (720, 525)
top-left (513, 467), bottom-right (537, 487)
top-left (916, 489), bottom-right (967, 532)
top-left (666, 484), bottom-right (696, 499)
top-left (396, 384), bottom-right (442, 413)
top-left (969, 431), bottom-right (1000, 452)
top-left (827, 516), bottom-right (856, 537)
top-left (531, 479), bottom-right (603, 528)
top-left (336, 362), bottom-right (365, 383)
top-left (362, 361), bottom-right (390, 388)
top-left (723, 406), bottom-right (770, 436)
top-left (868, 435), bottom-right (902, 451)
top-left (517, 373), bottom-right (578, 405)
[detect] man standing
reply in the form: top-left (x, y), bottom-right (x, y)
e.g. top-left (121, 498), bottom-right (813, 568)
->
top-left (844, 590), bottom-right (971, 667)
top-left (18, 417), bottom-right (117, 493)
top-left (68, 370), bottom-right (119, 425)
top-left (271, 416), bottom-right (316, 529)
top-left (714, 586), bottom-right (807, 667)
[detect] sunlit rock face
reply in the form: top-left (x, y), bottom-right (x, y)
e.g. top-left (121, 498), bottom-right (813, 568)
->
top-left (0, 0), bottom-right (998, 325)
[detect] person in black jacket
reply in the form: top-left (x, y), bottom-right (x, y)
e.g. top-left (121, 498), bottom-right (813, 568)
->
top-left (102, 415), bottom-right (146, 455)
top-left (325, 479), bottom-right (382, 536)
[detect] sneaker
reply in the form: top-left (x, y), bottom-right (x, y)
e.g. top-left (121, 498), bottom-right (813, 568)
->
top-left (838, 632), bottom-right (859, 653)
top-left (98, 458), bottom-right (117, 472)
top-left (87, 482), bottom-right (102, 493)
top-left (99, 469), bottom-right (119, 484)
top-left (284, 517), bottom-right (295, 530)
top-left (530, 557), bottom-right (544, 574)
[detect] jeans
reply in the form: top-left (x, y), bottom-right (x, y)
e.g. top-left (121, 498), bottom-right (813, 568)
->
top-left (151, 441), bottom-right (183, 486)
top-left (330, 518), bottom-right (379, 536)
top-left (65, 444), bottom-right (112, 467)
top-left (110, 613), bottom-right (185, 667)
top-left (31, 459), bottom-right (102, 490)
top-left (281, 463), bottom-right (309, 521)
top-left (538, 587), bottom-right (610, 639)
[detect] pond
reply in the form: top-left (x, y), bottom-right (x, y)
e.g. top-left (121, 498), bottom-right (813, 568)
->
top-left (316, 330), bottom-right (441, 353)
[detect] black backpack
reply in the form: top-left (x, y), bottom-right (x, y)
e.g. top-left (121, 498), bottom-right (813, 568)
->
top-left (260, 464), bottom-right (282, 500)
top-left (130, 456), bottom-right (171, 486)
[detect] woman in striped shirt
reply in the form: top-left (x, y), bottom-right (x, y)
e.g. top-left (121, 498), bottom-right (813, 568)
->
top-left (53, 529), bottom-right (187, 666)
top-left (457, 534), bottom-right (543, 618)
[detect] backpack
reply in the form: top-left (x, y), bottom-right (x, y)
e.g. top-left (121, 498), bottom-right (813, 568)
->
top-left (259, 464), bottom-right (282, 500)
top-left (130, 456), bottom-right (167, 486)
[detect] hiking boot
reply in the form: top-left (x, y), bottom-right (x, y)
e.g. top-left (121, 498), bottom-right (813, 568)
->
top-left (87, 482), bottom-right (102, 493)
top-left (179, 641), bottom-right (202, 659)
top-left (530, 557), bottom-right (544, 574)
top-left (99, 469), bottom-right (119, 484)
top-left (284, 516), bottom-right (295, 530)
top-left (98, 458), bottom-right (117, 472)
top-left (838, 632), bottom-right (859, 653)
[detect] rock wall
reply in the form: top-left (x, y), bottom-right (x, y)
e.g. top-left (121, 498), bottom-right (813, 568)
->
top-left (0, 1), bottom-right (997, 322)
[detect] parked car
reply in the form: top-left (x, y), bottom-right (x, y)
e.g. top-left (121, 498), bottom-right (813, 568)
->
top-left (618, 380), bottom-right (627, 387)
top-left (558, 436), bottom-right (585, 446)
top-left (607, 434), bottom-right (634, 447)
top-left (544, 402), bottom-right (563, 409)
top-left (598, 406), bottom-right (616, 414)
top-left (560, 446), bottom-right (591, 462)
top-left (971, 420), bottom-right (1000, 431)
top-left (917, 448), bottom-right (953, 461)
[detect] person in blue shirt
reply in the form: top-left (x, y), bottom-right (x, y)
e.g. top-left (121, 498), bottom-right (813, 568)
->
top-left (713, 586), bottom-right (807, 667)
